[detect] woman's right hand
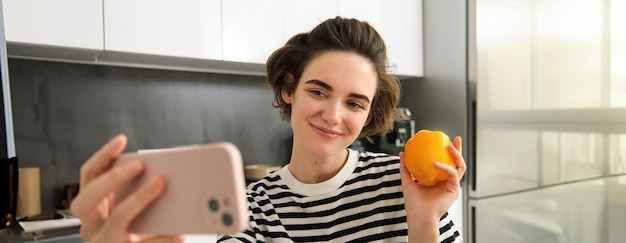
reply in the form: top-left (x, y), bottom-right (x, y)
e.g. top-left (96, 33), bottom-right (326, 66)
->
top-left (70, 134), bottom-right (184, 243)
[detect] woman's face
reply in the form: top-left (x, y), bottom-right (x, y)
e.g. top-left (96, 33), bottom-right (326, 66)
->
top-left (282, 51), bottom-right (378, 157)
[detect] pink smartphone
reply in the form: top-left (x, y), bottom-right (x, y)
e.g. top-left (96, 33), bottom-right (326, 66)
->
top-left (112, 142), bottom-right (249, 235)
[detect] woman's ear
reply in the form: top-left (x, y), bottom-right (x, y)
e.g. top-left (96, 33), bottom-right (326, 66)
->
top-left (281, 73), bottom-right (296, 104)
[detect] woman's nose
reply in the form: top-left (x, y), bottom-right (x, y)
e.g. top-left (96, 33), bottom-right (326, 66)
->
top-left (321, 101), bottom-right (342, 125)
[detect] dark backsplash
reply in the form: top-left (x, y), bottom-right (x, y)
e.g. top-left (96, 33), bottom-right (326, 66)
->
top-left (8, 59), bottom-right (292, 213)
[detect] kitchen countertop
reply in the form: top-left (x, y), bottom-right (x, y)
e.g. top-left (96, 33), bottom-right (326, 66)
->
top-left (0, 227), bottom-right (219, 243)
top-left (0, 225), bottom-right (221, 243)
top-left (0, 227), bottom-right (84, 243)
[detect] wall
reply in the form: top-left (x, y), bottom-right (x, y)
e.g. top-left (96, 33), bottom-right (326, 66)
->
top-left (9, 59), bottom-right (293, 213)
top-left (400, 1), bottom-right (468, 147)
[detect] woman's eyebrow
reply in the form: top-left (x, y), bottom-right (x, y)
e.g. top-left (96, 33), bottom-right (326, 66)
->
top-left (304, 79), bottom-right (371, 104)
top-left (349, 93), bottom-right (371, 104)
top-left (305, 79), bottom-right (332, 90)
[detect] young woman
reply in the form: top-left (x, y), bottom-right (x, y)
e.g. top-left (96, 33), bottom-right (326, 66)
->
top-left (71, 17), bottom-right (466, 243)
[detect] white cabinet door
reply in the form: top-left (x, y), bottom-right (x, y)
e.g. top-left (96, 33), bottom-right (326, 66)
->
top-left (2, 0), bottom-right (103, 50)
top-left (104, 0), bottom-right (222, 60)
top-left (222, 0), bottom-right (336, 64)
top-left (283, 1), bottom-right (338, 43)
top-left (222, 0), bottom-right (286, 64)
top-left (338, 0), bottom-right (423, 77)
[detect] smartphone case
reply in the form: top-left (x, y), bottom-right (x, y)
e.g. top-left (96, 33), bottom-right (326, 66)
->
top-left (113, 142), bottom-right (248, 235)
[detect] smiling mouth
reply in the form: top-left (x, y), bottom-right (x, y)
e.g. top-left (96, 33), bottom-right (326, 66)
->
top-left (310, 123), bottom-right (342, 138)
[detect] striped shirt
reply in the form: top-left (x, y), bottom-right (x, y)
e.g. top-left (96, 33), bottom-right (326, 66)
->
top-left (219, 149), bottom-right (462, 242)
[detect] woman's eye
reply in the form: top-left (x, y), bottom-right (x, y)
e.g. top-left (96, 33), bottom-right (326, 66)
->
top-left (348, 101), bottom-right (365, 110)
top-left (309, 90), bottom-right (325, 97)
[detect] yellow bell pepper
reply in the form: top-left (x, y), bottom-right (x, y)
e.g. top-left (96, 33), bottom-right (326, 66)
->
top-left (404, 130), bottom-right (456, 186)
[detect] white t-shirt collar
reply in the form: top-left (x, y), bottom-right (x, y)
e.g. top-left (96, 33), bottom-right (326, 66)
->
top-left (278, 149), bottom-right (359, 196)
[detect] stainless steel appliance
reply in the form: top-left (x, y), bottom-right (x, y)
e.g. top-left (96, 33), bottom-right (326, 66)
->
top-left (404, 2), bottom-right (625, 242)
top-left (1, 0), bottom-right (19, 232)
top-left (0, 0), bottom-right (15, 160)
top-left (412, 0), bottom-right (626, 243)
top-left (464, 0), bottom-right (626, 242)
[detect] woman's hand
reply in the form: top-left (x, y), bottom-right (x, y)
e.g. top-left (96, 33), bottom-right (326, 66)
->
top-left (70, 134), bottom-right (184, 243)
top-left (399, 136), bottom-right (466, 242)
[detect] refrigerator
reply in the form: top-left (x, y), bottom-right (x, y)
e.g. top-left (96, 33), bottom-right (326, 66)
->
top-left (0, 0), bottom-right (16, 159)
top-left (466, 0), bottom-right (626, 242)
top-left (404, 1), bottom-right (626, 242)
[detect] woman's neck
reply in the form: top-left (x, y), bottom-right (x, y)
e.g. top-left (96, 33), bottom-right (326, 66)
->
top-left (287, 147), bottom-right (349, 184)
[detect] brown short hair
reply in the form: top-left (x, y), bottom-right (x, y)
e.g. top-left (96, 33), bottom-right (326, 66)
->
top-left (266, 16), bottom-right (402, 138)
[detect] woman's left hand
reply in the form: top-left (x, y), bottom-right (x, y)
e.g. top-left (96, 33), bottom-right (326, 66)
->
top-left (399, 136), bottom-right (466, 240)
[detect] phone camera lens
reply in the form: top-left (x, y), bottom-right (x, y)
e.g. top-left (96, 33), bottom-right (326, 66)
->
top-left (222, 213), bottom-right (233, 227)
top-left (208, 198), bottom-right (220, 212)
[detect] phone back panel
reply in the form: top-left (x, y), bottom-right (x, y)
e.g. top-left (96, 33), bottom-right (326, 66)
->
top-left (113, 142), bottom-right (248, 235)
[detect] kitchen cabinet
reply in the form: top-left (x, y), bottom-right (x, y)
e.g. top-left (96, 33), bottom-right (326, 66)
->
top-left (283, 1), bottom-right (338, 42)
top-left (2, 0), bottom-right (103, 50)
top-left (338, 0), bottom-right (423, 77)
top-left (222, 0), bottom-right (336, 64)
top-left (2, 0), bottom-right (422, 77)
top-left (103, 0), bottom-right (222, 60)
top-left (222, 0), bottom-right (423, 77)
top-left (221, 0), bottom-right (283, 64)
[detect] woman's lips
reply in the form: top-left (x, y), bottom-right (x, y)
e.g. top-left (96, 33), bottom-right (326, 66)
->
top-left (311, 123), bottom-right (342, 139)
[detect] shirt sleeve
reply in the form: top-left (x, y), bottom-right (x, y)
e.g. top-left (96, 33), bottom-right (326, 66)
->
top-left (217, 226), bottom-right (262, 243)
top-left (217, 213), bottom-right (267, 243)
top-left (439, 211), bottom-right (463, 243)
top-left (217, 194), bottom-right (266, 243)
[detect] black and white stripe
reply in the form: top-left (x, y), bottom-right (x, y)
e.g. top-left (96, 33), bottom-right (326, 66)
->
top-left (219, 150), bottom-right (462, 242)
